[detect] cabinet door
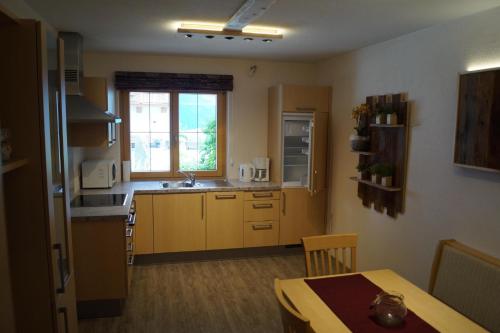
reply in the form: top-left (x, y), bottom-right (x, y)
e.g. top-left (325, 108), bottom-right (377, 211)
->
top-left (279, 188), bottom-right (326, 245)
top-left (282, 85), bottom-right (331, 113)
top-left (311, 112), bottom-right (329, 195)
top-left (153, 193), bottom-right (206, 253)
top-left (134, 195), bottom-right (154, 254)
top-left (206, 192), bottom-right (243, 250)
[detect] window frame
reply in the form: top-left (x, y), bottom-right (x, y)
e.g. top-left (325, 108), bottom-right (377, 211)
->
top-left (120, 90), bottom-right (226, 179)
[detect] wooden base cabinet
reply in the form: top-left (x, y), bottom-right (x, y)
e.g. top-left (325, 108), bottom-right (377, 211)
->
top-left (279, 188), bottom-right (326, 245)
top-left (153, 193), bottom-right (206, 253)
top-left (134, 194), bottom-right (154, 254)
top-left (206, 192), bottom-right (244, 250)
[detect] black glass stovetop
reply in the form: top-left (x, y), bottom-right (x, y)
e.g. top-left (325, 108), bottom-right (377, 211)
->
top-left (70, 194), bottom-right (128, 208)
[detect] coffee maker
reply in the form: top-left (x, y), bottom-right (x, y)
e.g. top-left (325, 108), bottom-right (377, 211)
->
top-left (252, 157), bottom-right (270, 182)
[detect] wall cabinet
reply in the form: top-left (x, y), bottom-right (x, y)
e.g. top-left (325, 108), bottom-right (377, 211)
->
top-left (279, 187), bottom-right (326, 245)
top-left (206, 192), bottom-right (244, 250)
top-left (82, 77), bottom-right (108, 111)
top-left (281, 84), bottom-right (331, 113)
top-left (134, 195), bottom-right (154, 254)
top-left (153, 193), bottom-right (206, 253)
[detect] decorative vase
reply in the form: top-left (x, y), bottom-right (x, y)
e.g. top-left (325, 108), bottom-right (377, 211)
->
top-left (386, 113), bottom-right (398, 125)
top-left (376, 114), bottom-right (386, 124)
top-left (371, 291), bottom-right (407, 327)
top-left (371, 174), bottom-right (380, 184)
top-left (350, 134), bottom-right (370, 151)
top-left (381, 176), bottom-right (392, 187)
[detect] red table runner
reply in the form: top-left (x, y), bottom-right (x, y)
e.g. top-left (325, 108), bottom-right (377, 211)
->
top-left (304, 274), bottom-right (439, 333)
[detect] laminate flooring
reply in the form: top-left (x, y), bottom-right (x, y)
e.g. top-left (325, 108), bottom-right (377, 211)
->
top-left (78, 254), bottom-right (306, 333)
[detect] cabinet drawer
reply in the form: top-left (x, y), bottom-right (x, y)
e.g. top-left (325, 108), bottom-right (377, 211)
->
top-left (244, 221), bottom-right (279, 248)
top-left (244, 191), bottom-right (280, 201)
top-left (244, 200), bottom-right (279, 221)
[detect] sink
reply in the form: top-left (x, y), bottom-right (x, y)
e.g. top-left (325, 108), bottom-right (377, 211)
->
top-left (160, 179), bottom-right (233, 189)
top-left (161, 181), bottom-right (194, 188)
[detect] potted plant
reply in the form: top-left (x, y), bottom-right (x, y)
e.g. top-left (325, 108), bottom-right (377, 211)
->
top-left (386, 109), bottom-right (398, 125)
top-left (379, 164), bottom-right (395, 187)
top-left (369, 164), bottom-right (382, 184)
top-left (375, 105), bottom-right (392, 124)
top-left (356, 163), bottom-right (370, 180)
top-left (350, 104), bottom-right (371, 151)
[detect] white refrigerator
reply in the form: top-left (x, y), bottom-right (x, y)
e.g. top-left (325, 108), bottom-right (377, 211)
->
top-left (282, 113), bottom-right (314, 189)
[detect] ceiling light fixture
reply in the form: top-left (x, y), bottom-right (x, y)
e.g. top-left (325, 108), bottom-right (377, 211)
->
top-left (178, 22), bottom-right (282, 41)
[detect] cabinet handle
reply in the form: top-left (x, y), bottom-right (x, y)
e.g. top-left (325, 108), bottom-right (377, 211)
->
top-left (58, 307), bottom-right (69, 333)
top-left (296, 107), bottom-right (316, 111)
top-left (252, 224), bottom-right (273, 230)
top-left (252, 192), bottom-right (273, 198)
top-left (252, 203), bottom-right (273, 209)
top-left (126, 212), bottom-right (136, 226)
top-left (125, 227), bottom-right (133, 238)
top-left (53, 243), bottom-right (65, 294)
top-left (127, 242), bottom-right (134, 252)
top-left (282, 192), bottom-right (286, 215)
top-left (201, 195), bottom-right (204, 221)
top-left (128, 255), bottom-right (134, 265)
top-left (215, 194), bottom-right (236, 200)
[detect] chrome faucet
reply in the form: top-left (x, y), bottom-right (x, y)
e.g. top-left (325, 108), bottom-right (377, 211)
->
top-left (177, 170), bottom-right (196, 186)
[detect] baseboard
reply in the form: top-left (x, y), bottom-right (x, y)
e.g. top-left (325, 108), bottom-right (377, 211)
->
top-left (134, 245), bottom-right (304, 265)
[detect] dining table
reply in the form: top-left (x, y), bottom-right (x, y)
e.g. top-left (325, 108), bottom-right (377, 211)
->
top-left (279, 269), bottom-right (487, 333)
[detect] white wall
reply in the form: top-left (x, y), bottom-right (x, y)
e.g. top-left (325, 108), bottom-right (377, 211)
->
top-left (317, 7), bottom-right (500, 288)
top-left (80, 52), bottom-right (317, 179)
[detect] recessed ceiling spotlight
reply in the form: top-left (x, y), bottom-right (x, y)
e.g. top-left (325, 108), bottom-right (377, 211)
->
top-left (244, 37), bottom-right (254, 41)
top-left (262, 39), bottom-right (272, 43)
top-left (205, 35), bottom-right (215, 39)
top-left (184, 34), bottom-right (192, 38)
top-left (225, 36), bottom-right (234, 40)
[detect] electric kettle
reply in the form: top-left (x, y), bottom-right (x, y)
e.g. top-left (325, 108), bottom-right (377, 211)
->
top-left (239, 163), bottom-right (255, 182)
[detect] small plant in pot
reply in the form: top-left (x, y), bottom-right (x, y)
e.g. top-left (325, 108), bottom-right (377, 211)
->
top-left (375, 105), bottom-right (393, 125)
top-left (369, 164), bottom-right (382, 184)
top-left (386, 109), bottom-right (398, 125)
top-left (356, 163), bottom-right (370, 180)
top-left (350, 104), bottom-right (371, 151)
top-left (379, 164), bottom-right (395, 187)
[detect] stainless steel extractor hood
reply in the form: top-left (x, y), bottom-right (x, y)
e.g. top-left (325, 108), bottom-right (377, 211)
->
top-left (59, 32), bottom-right (120, 124)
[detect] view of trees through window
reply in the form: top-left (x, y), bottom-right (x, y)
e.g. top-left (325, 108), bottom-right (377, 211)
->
top-left (129, 91), bottom-right (217, 173)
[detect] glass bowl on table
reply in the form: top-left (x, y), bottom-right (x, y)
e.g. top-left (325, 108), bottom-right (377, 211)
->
top-left (371, 290), bottom-right (408, 327)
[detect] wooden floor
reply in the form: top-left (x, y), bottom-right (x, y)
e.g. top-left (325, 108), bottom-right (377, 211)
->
top-left (78, 254), bottom-right (305, 333)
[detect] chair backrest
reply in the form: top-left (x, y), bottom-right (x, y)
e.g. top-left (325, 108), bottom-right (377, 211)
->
top-left (429, 239), bottom-right (500, 333)
top-left (274, 279), bottom-right (313, 333)
top-left (302, 234), bottom-right (358, 277)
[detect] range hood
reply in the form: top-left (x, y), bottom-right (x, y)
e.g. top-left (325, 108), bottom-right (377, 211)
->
top-left (59, 32), bottom-right (120, 124)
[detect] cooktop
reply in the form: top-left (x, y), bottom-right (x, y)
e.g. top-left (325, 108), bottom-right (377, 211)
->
top-left (70, 194), bottom-right (128, 208)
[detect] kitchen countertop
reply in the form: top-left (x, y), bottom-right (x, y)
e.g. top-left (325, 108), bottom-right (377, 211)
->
top-left (71, 180), bottom-right (281, 219)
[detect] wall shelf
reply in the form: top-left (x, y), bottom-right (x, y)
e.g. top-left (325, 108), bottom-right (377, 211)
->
top-left (370, 124), bottom-right (405, 128)
top-left (353, 93), bottom-right (410, 218)
top-left (349, 177), bottom-right (401, 192)
top-left (351, 150), bottom-right (375, 155)
top-left (1, 158), bottom-right (29, 174)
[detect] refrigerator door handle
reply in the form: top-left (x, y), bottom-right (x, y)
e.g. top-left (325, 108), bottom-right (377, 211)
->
top-left (308, 120), bottom-right (315, 194)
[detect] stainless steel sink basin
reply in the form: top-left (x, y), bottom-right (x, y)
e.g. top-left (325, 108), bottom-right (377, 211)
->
top-left (160, 179), bottom-right (233, 189)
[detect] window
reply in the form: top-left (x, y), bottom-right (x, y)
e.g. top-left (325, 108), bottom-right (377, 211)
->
top-left (121, 91), bottom-right (226, 178)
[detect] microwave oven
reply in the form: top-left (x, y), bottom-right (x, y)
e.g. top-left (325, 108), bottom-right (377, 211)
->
top-left (81, 160), bottom-right (117, 189)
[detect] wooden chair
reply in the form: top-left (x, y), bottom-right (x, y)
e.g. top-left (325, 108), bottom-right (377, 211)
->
top-left (302, 234), bottom-right (358, 277)
top-left (274, 279), bottom-right (313, 333)
top-left (429, 239), bottom-right (500, 333)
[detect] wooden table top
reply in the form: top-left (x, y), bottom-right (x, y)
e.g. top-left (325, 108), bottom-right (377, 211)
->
top-left (280, 269), bottom-right (487, 333)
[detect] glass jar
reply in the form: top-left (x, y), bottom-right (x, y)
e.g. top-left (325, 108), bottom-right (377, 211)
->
top-left (371, 291), bottom-right (408, 327)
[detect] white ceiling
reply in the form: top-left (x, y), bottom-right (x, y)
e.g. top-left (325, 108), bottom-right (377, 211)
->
top-left (24, 0), bottom-right (500, 62)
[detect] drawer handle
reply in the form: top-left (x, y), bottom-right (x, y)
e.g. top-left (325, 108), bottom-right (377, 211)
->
top-left (252, 224), bottom-right (273, 230)
top-left (253, 203), bottom-right (273, 209)
top-left (215, 194), bottom-right (236, 200)
top-left (296, 107), bottom-right (316, 111)
top-left (126, 227), bottom-right (133, 238)
top-left (58, 307), bottom-right (69, 333)
top-left (252, 192), bottom-right (273, 198)
top-left (127, 242), bottom-right (134, 252)
top-left (126, 212), bottom-right (136, 226)
top-left (128, 255), bottom-right (134, 266)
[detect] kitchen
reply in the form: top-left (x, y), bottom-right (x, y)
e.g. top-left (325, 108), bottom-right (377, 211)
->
top-left (1, 1), bottom-right (500, 333)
